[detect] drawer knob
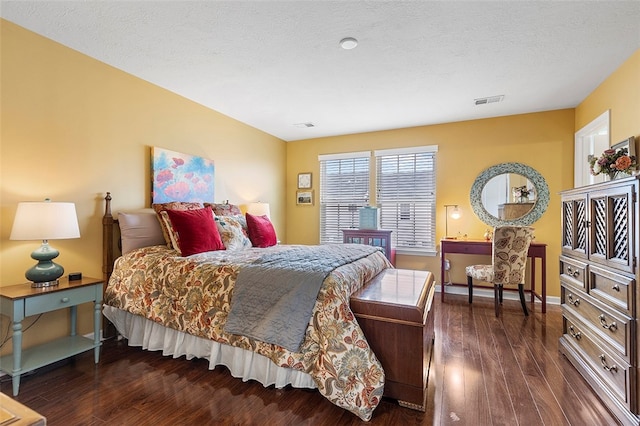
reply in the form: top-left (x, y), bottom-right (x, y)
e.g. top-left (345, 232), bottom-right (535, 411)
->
top-left (567, 294), bottom-right (580, 306)
top-left (612, 284), bottom-right (620, 292)
top-left (599, 314), bottom-right (617, 331)
top-left (61, 297), bottom-right (70, 303)
top-left (599, 354), bottom-right (618, 373)
top-left (566, 267), bottom-right (580, 278)
top-left (568, 325), bottom-right (581, 340)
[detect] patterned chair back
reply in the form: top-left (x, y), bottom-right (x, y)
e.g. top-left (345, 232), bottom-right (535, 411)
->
top-left (492, 226), bottom-right (535, 286)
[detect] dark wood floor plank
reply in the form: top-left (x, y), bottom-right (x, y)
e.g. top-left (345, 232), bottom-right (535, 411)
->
top-left (487, 303), bottom-right (544, 425)
top-left (0, 295), bottom-right (621, 425)
top-left (437, 295), bottom-right (467, 424)
top-left (429, 296), bottom-right (447, 425)
top-left (461, 303), bottom-right (493, 425)
top-left (469, 299), bottom-right (519, 425)
top-left (502, 310), bottom-right (570, 425)
top-left (517, 305), bottom-right (621, 425)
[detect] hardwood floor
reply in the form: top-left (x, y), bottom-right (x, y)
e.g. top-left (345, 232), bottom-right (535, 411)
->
top-left (1, 294), bottom-right (620, 425)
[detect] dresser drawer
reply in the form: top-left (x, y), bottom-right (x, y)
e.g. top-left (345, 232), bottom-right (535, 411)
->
top-left (589, 264), bottom-right (635, 317)
top-left (560, 255), bottom-right (587, 291)
top-left (25, 286), bottom-right (98, 317)
top-left (563, 314), bottom-right (632, 410)
top-left (562, 288), bottom-right (632, 362)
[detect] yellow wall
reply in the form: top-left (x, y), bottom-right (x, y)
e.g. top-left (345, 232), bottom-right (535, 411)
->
top-left (286, 109), bottom-right (576, 296)
top-left (0, 21), bottom-right (286, 352)
top-left (576, 49), bottom-right (639, 145)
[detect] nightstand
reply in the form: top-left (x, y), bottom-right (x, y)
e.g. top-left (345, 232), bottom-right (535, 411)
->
top-left (0, 276), bottom-right (103, 396)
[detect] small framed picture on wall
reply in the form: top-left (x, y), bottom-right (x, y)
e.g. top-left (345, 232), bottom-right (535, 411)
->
top-left (296, 190), bottom-right (313, 206)
top-left (298, 172), bottom-right (312, 189)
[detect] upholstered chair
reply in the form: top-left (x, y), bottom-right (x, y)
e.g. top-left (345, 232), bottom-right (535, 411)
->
top-left (465, 226), bottom-right (535, 317)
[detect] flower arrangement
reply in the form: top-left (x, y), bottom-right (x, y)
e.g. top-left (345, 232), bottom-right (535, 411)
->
top-left (513, 185), bottom-right (532, 200)
top-left (588, 147), bottom-right (637, 177)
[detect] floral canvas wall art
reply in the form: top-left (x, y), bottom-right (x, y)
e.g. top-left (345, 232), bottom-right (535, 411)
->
top-left (152, 147), bottom-right (214, 203)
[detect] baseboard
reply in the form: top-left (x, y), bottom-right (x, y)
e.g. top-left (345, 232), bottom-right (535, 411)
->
top-left (436, 282), bottom-right (560, 306)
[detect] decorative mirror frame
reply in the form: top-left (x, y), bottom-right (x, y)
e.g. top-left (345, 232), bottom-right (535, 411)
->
top-left (470, 162), bottom-right (549, 228)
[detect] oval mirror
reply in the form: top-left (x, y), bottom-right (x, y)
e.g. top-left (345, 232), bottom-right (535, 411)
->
top-left (470, 162), bottom-right (549, 228)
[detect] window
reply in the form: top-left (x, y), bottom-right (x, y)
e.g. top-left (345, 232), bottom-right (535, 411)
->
top-left (375, 146), bottom-right (437, 254)
top-left (318, 152), bottom-right (370, 244)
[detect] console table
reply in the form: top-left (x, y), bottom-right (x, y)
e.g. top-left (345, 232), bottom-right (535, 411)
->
top-left (440, 239), bottom-right (547, 313)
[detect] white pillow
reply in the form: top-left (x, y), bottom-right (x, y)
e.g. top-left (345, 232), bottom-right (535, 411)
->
top-left (215, 215), bottom-right (252, 251)
top-left (118, 210), bottom-right (166, 255)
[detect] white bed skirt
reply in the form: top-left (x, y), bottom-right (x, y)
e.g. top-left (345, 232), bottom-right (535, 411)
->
top-left (103, 306), bottom-right (317, 389)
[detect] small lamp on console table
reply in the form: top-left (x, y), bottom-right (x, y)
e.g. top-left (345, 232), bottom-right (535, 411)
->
top-left (10, 199), bottom-right (80, 287)
top-left (444, 204), bottom-right (461, 239)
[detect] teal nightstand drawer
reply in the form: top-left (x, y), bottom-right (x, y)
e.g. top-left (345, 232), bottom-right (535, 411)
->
top-left (25, 285), bottom-right (98, 316)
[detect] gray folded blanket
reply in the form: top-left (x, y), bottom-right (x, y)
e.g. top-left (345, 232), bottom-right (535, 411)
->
top-left (224, 244), bottom-right (381, 352)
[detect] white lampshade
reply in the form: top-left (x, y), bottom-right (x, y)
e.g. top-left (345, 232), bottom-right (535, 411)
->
top-left (450, 206), bottom-right (461, 220)
top-left (10, 201), bottom-right (80, 241)
top-left (247, 202), bottom-right (271, 218)
top-left (444, 204), bottom-right (461, 239)
top-left (10, 200), bottom-right (80, 287)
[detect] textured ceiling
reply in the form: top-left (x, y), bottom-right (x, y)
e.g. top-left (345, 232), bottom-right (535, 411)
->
top-left (1, 1), bottom-right (639, 141)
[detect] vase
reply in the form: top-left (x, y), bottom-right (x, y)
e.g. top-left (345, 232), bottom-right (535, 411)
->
top-left (607, 171), bottom-right (618, 181)
top-left (518, 195), bottom-right (529, 203)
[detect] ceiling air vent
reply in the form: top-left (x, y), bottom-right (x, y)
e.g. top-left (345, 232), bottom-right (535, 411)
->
top-left (474, 95), bottom-right (504, 105)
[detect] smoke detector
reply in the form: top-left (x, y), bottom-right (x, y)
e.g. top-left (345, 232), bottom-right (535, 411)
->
top-left (474, 95), bottom-right (504, 105)
top-left (293, 122), bottom-right (315, 128)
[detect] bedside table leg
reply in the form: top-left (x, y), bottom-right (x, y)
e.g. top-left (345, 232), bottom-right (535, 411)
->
top-left (70, 305), bottom-right (77, 336)
top-left (11, 321), bottom-right (22, 396)
top-left (94, 300), bottom-right (101, 363)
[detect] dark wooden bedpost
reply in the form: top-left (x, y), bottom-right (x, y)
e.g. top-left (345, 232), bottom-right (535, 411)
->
top-left (102, 192), bottom-right (114, 284)
top-left (102, 192), bottom-right (117, 339)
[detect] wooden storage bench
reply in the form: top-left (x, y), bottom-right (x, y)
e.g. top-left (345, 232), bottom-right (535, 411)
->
top-left (350, 268), bottom-right (435, 411)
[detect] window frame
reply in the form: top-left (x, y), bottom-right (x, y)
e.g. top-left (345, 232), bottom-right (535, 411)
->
top-left (374, 146), bottom-right (438, 256)
top-left (318, 151), bottom-right (371, 245)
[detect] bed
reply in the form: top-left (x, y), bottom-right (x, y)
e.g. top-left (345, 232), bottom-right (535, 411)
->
top-left (101, 193), bottom-right (393, 421)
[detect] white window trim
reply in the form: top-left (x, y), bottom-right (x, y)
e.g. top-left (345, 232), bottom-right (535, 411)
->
top-left (574, 110), bottom-right (609, 187)
top-left (395, 248), bottom-right (438, 257)
top-left (374, 145), bottom-right (438, 157)
top-left (318, 151), bottom-right (371, 161)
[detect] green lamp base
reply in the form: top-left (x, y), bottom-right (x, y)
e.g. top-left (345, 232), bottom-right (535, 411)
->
top-left (25, 241), bottom-right (64, 288)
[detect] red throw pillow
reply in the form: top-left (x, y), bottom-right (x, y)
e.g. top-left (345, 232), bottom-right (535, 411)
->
top-left (246, 213), bottom-right (277, 248)
top-left (166, 207), bottom-right (225, 256)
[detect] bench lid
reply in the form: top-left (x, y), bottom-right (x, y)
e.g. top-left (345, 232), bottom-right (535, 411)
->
top-left (350, 269), bottom-right (434, 324)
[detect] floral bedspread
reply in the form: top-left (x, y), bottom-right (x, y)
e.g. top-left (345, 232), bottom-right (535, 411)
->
top-left (105, 244), bottom-right (391, 421)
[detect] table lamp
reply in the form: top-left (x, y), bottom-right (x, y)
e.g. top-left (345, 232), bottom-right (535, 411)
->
top-left (444, 204), bottom-right (461, 239)
top-left (247, 202), bottom-right (271, 218)
top-left (10, 199), bottom-right (80, 287)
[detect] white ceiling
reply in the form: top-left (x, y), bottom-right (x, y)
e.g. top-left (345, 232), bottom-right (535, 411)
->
top-left (1, 1), bottom-right (639, 142)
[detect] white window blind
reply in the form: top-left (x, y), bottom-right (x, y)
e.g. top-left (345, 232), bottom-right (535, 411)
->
top-left (375, 147), bottom-right (437, 252)
top-left (319, 153), bottom-right (370, 244)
